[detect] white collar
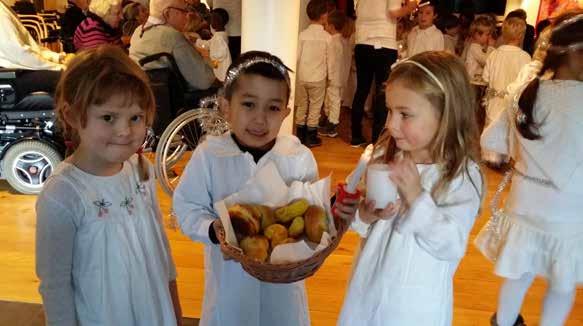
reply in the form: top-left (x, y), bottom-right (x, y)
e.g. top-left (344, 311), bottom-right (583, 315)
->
top-left (205, 132), bottom-right (304, 158)
top-left (145, 15), bottom-right (165, 28)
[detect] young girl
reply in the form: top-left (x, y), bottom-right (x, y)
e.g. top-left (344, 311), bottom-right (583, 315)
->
top-left (35, 46), bottom-right (182, 326)
top-left (476, 12), bottom-right (583, 326)
top-left (338, 51), bottom-right (484, 325)
top-left (173, 51), bottom-right (317, 326)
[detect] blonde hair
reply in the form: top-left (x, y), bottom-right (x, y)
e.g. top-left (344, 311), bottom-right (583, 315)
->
top-left (89, 0), bottom-right (122, 19)
top-left (374, 51), bottom-right (482, 200)
top-left (469, 15), bottom-right (495, 37)
top-left (55, 46), bottom-right (156, 180)
top-left (502, 17), bottom-right (526, 42)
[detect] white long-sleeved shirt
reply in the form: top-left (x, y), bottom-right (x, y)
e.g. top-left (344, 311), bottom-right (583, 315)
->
top-left (0, 1), bottom-right (63, 70)
top-left (173, 132), bottom-right (318, 326)
top-left (196, 31), bottom-right (231, 81)
top-left (340, 161), bottom-right (483, 326)
top-left (355, 0), bottom-right (402, 50)
top-left (35, 156), bottom-right (177, 326)
top-left (328, 33), bottom-right (345, 87)
top-left (463, 42), bottom-right (494, 83)
top-left (297, 23), bottom-right (332, 83)
top-left (406, 25), bottom-right (445, 57)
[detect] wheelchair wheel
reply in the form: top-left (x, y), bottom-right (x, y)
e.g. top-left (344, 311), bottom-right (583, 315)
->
top-left (2, 140), bottom-right (63, 194)
top-left (155, 108), bottom-right (229, 196)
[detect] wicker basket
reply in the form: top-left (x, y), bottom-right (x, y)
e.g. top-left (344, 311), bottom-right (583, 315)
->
top-left (213, 215), bottom-right (349, 283)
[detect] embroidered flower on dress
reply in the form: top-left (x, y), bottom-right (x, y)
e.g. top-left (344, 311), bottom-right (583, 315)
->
top-left (120, 196), bottom-right (135, 215)
top-left (136, 182), bottom-right (147, 196)
top-left (93, 199), bottom-right (112, 218)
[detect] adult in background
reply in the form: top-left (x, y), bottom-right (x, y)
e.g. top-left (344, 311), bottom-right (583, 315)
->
top-left (73, 0), bottom-right (123, 51)
top-left (0, 0), bottom-right (64, 98)
top-left (350, 0), bottom-right (417, 146)
top-left (60, 0), bottom-right (89, 53)
top-left (207, 0), bottom-right (241, 60)
top-left (129, 0), bottom-right (215, 91)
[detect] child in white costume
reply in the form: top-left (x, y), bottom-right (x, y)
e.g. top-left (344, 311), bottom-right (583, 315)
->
top-left (338, 51), bottom-right (484, 326)
top-left (476, 13), bottom-right (583, 326)
top-left (481, 17), bottom-right (531, 165)
top-left (35, 46), bottom-right (181, 326)
top-left (195, 8), bottom-right (231, 81)
top-left (173, 51), bottom-right (317, 326)
top-left (406, 0), bottom-right (444, 57)
top-left (463, 16), bottom-right (495, 83)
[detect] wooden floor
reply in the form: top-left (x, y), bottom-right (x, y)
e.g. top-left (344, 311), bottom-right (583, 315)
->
top-left (1, 136), bottom-right (582, 326)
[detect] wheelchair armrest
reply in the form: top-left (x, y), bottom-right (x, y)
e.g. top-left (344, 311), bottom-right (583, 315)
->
top-left (138, 52), bottom-right (175, 67)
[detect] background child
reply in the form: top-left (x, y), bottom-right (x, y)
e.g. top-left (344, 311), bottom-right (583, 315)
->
top-left (338, 51), bottom-right (484, 325)
top-left (463, 15), bottom-right (496, 83)
top-left (173, 51), bottom-right (317, 326)
top-left (196, 8), bottom-right (231, 81)
top-left (35, 46), bottom-right (181, 326)
top-left (406, 0), bottom-right (444, 57)
top-left (438, 13), bottom-right (461, 55)
top-left (295, 0), bottom-right (332, 147)
top-left (121, 1), bottom-right (148, 39)
top-left (319, 9), bottom-right (346, 138)
top-left (476, 12), bottom-right (583, 326)
top-left (481, 16), bottom-right (531, 167)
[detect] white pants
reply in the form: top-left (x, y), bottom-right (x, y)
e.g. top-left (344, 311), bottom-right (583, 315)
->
top-left (295, 79), bottom-right (326, 127)
top-left (324, 85), bottom-right (342, 124)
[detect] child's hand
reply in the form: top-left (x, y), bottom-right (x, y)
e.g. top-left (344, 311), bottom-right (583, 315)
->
top-left (359, 199), bottom-right (401, 224)
top-left (389, 157), bottom-right (423, 207)
top-left (333, 196), bottom-right (360, 222)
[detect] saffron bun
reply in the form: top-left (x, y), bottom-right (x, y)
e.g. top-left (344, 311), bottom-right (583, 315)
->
top-left (304, 205), bottom-right (328, 243)
top-left (240, 235), bottom-right (270, 262)
top-left (229, 204), bottom-right (261, 236)
top-left (264, 223), bottom-right (288, 248)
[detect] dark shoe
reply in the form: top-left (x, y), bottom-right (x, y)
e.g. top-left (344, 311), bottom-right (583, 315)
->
top-left (296, 124), bottom-right (307, 144)
top-left (350, 135), bottom-right (367, 148)
top-left (319, 122), bottom-right (338, 138)
top-left (318, 116), bottom-right (328, 128)
top-left (490, 313), bottom-right (527, 326)
top-left (306, 127), bottom-right (322, 148)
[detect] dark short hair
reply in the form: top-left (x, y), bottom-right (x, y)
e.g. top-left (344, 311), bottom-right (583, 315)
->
top-left (327, 10), bottom-right (346, 31)
top-left (306, 0), bottom-right (328, 21)
top-left (211, 7), bottom-right (229, 27)
top-left (224, 51), bottom-right (292, 105)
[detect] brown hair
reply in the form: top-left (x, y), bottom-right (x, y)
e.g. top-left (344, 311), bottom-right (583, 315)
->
top-left (306, 0), bottom-right (328, 21)
top-left (327, 10), bottom-right (346, 32)
top-left (374, 51), bottom-right (482, 201)
top-left (517, 10), bottom-right (583, 140)
top-left (469, 15), bottom-right (495, 38)
top-left (55, 45), bottom-right (156, 180)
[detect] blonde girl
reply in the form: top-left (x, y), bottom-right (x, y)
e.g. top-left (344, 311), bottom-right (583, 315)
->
top-left (339, 51), bottom-right (484, 326)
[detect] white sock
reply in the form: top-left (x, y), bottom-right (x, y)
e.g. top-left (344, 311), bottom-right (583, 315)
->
top-left (540, 287), bottom-right (576, 326)
top-left (497, 274), bottom-right (535, 326)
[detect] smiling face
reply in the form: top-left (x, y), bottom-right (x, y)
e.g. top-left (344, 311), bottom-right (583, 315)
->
top-left (384, 81), bottom-right (441, 163)
top-left (71, 94), bottom-right (147, 175)
top-left (222, 74), bottom-right (290, 150)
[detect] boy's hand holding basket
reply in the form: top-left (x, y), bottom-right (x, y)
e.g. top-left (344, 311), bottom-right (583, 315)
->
top-left (212, 162), bottom-right (349, 283)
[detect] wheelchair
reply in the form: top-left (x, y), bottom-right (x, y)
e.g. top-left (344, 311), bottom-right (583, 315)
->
top-left (138, 53), bottom-right (229, 196)
top-left (0, 69), bottom-right (64, 194)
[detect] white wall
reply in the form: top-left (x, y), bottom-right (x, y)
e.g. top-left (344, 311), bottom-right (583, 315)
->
top-left (241, 0), bottom-right (300, 135)
top-left (505, 0), bottom-right (539, 25)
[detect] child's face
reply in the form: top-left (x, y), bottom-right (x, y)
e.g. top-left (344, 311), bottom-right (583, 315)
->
top-left (445, 25), bottom-right (459, 37)
top-left (222, 74), bottom-right (290, 150)
top-left (385, 81), bottom-right (440, 163)
top-left (473, 27), bottom-right (490, 46)
top-left (73, 95), bottom-right (147, 175)
top-left (417, 5), bottom-right (437, 29)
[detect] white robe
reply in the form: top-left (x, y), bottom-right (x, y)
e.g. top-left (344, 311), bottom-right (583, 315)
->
top-left (173, 132), bottom-right (318, 326)
top-left (36, 156), bottom-right (177, 326)
top-left (476, 80), bottom-right (583, 292)
top-left (339, 162), bottom-right (483, 326)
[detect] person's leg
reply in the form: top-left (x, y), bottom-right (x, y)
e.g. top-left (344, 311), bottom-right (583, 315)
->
top-left (320, 85), bottom-right (340, 137)
top-left (496, 274), bottom-right (535, 326)
top-left (305, 80), bottom-right (326, 147)
top-left (371, 48), bottom-right (397, 143)
top-left (351, 44), bottom-right (375, 144)
top-left (540, 285), bottom-right (576, 326)
top-left (228, 36), bottom-right (241, 61)
top-left (295, 81), bottom-right (309, 126)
